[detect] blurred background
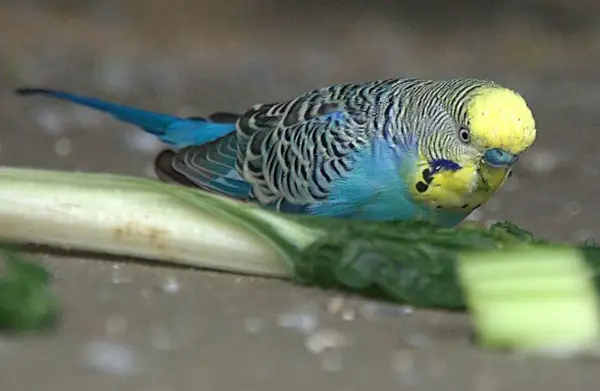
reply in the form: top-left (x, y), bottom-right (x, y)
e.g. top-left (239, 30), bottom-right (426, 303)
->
top-left (1, 2), bottom-right (600, 389)
top-left (0, 0), bottom-right (599, 240)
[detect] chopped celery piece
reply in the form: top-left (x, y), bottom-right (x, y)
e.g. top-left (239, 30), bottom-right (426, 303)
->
top-left (459, 247), bottom-right (600, 354)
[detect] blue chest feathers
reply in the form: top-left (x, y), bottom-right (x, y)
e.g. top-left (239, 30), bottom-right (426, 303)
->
top-left (306, 138), bottom-right (469, 227)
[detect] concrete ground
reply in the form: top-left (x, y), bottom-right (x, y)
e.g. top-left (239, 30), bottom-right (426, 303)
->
top-left (1, 1), bottom-right (600, 389)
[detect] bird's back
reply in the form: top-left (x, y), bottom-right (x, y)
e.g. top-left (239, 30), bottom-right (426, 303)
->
top-left (168, 78), bottom-right (433, 212)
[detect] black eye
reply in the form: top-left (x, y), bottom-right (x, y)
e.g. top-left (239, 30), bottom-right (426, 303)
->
top-left (458, 126), bottom-right (471, 143)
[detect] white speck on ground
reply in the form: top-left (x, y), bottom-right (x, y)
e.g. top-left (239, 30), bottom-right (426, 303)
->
top-left (359, 302), bottom-right (414, 319)
top-left (35, 108), bottom-right (64, 136)
top-left (564, 201), bottom-right (582, 218)
top-left (243, 317), bottom-right (263, 334)
top-left (122, 128), bottom-right (163, 154)
top-left (304, 329), bottom-right (351, 354)
top-left (325, 297), bottom-right (345, 315)
top-left (159, 276), bottom-right (180, 293)
top-left (83, 341), bottom-right (141, 376)
top-left (111, 264), bottom-right (132, 284)
top-left (278, 308), bottom-right (319, 334)
top-left (53, 137), bottom-right (72, 156)
top-left (341, 308), bottom-right (356, 321)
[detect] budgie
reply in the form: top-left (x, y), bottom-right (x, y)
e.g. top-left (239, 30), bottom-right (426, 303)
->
top-left (15, 77), bottom-right (536, 227)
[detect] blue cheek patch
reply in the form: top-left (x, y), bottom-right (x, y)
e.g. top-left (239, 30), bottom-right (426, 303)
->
top-left (429, 159), bottom-right (461, 174)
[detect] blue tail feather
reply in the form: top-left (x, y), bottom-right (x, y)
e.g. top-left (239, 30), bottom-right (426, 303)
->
top-left (15, 87), bottom-right (236, 148)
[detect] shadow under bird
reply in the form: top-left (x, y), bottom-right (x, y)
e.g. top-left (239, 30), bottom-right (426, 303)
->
top-left (15, 77), bottom-right (536, 226)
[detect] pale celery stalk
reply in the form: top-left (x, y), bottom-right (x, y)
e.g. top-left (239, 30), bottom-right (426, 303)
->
top-left (0, 166), bottom-right (324, 277)
top-left (458, 247), bottom-right (600, 356)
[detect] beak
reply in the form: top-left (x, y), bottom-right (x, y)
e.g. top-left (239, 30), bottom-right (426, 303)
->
top-left (482, 148), bottom-right (519, 168)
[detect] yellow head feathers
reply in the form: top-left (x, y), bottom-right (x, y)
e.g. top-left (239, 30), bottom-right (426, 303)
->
top-left (466, 87), bottom-right (536, 155)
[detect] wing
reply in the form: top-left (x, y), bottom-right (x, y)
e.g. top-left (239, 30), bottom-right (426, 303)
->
top-left (157, 79), bottom-right (401, 212)
top-left (233, 81), bottom-right (387, 212)
top-left (155, 112), bottom-right (254, 200)
top-left (169, 134), bottom-right (253, 199)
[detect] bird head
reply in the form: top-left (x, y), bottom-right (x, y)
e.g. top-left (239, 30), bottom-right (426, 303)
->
top-left (463, 85), bottom-right (536, 169)
top-left (410, 80), bottom-right (537, 209)
top-left (416, 81), bottom-right (536, 171)
top-left (454, 85), bottom-right (536, 192)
